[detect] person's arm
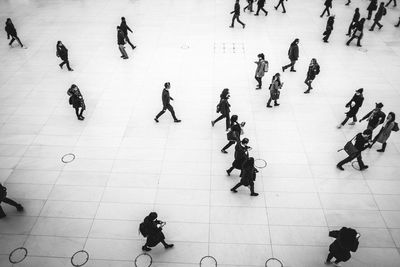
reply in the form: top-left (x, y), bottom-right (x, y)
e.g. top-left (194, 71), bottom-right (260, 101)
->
top-left (359, 110), bottom-right (372, 122)
top-left (127, 25), bottom-right (133, 33)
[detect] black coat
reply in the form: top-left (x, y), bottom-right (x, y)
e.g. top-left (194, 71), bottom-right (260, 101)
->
top-left (367, 0), bottom-right (378, 11)
top-left (218, 98), bottom-right (230, 116)
top-left (288, 43), bottom-right (299, 61)
top-left (120, 21), bottom-right (132, 36)
top-left (324, 0), bottom-right (332, 8)
top-left (325, 17), bottom-right (334, 32)
top-left (232, 142), bottom-right (249, 169)
top-left (329, 227), bottom-right (359, 262)
top-left (354, 133), bottom-right (371, 151)
top-left (345, 93), bottom-right (363, 117)
top-left (306, 63), bottom-right (320, 80)
top-left (232, 3), bottom-right (240, 15)
top-left (374, 5), bottom-right (386, 21)
top-left (144, 217), bottom-right (165, 247)
top-left (227, 122), bottom-right (242, 141)
top-left (240, 164), bottom-right (257, 186)
top-left (56, 45), bottom-right (68, 60)
top-left (361, 109), bottom-right (386, 129)
top-left (161, 89), bottom-right (172, 107)
top-left (5, 22), bottom-right (17, 38)
top-left (258, 0), bottom-right (266, 7)
top-left (117, 29), bottom-right (125, 45)
top-left (67, 88), bottom-right (85, 109)
top-left (352, 11), bottom-right (360, 23)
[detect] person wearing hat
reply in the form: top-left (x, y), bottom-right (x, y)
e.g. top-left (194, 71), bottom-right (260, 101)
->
top-left (226, 138), bottom-right (251, 175)
top-left (359, 103), bottom-right (386, 131)
top-left (230, 157), bottom-right (259, 196)
top-left (337, 129), bottom-right (373, 171)
top-left (221, 115), bottom-right (246, 153)
top-left (212, 88), bottom-right (231, 130)
top-left (1, 183), bottom-right (24, 219)
top-left (337, 88), bottom-right (364, 128)
top-left (370, 112), bottom-right (399, 152)
top-left (282, 39), bottom-right (299, 72)
top-left (154, 82), bottom-right (181, 123)
top-left (304, 58), bottom-right (320, 94)
top-left (140, 212), bottom-right (174, 251)
top-left (254, 53), bottom-right (268, 89)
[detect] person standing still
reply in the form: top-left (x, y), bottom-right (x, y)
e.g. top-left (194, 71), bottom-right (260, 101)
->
top-left (323, 16), bottom-right (335, 43)
top-left (369, 2), bottom-right (387, 31)
top-left (304, 58), bottom-right (320, 94)
top-left (255, 0), bottom-right (269, 16)
top-left (5, 18), bottom-right (24, 48)
top-left (120, 17), bottom-right (136, 50)
top-left (337, 88), bottom-right (364, 128)
top-left (212, 88), bottom-right (231, 130)
top-left (274, 0), bottom-right (287, 13)
top-left (346, 8), bottom-right (360, 36)
top-left (230, 0), bottom-right (246, 28)
top-left (56, 41), bottom-right (73, 71)
top-left (255, 53), bottom-right (268, 89)
top-left (320, 0), bottom-right (333, 18)
top-left (0, 183), bottom-right (24, 219)
top-left (282, 38), bottom-right (299, 72)
top-left (154, 82), bottom-right (181, 123)
top-left (117, 26), bottom-right (128, 59)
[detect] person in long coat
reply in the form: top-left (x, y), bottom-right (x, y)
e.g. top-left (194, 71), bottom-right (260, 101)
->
top-left (255, 53), bottom-right (268, 89)
top-left (1, 183), bottom-right (24, 219)
top-left (282, 38), bottom-right (299, 72)
top-left (230, 157), bottom-right (259, 196)
top-left (347, 8), bottom-right (360, 36)
top-left (141, 212), bottom-right (174, 251)
top-left (359, 102), bottom-right (386, 131)
top-left (326, 227), bottom-right (360, 265)
top-left (367, 0), bottom-right (378, 20)
top-left (346, 18), bottom-right (365, 47)
top-left (337, 129), bottom-right (372, 171)
top-left (212, 88), bottom-right (231, 130)
top-left (221, 115), bottom-right (245, 153)
top-left (371, 112), bottom-right (398, 152)
top-left (226, 138), bottom-right (250, 175)
top-left (337, 88), bottom-right (364, 128)
top-left (67, 84), bottom-right (86, 120)
top-left (320, 0), bottom-right (333, 18)
top-left (5, 18), bottom-right (23, 47)
top-left (267, 73), bottom-right (283, 107)
top-left (323, 16), bottom-right (335, 43)
top-left (56, 41), bottom-right (73, 71)
top-left (369, 2), bottom-right (387, 31)
top-left (304, 58), bottom-right (320, 93)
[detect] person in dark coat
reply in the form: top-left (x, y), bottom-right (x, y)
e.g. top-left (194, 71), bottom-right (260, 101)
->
top-left (359, 102), bottom-right (386, 131)
top-left (5, 18), bottom-right (23, 48)
top-left (346, 18), bottom-right (365, 47)
top-left (369, 2), bottom-right (387, 31)
top-left (154, 82), bottom-right (181, 123)
top-left (267, 73), bottom-right (283, 107)
top-left (120, 17), bottom-right (136, 50)
top-left (141, 212), bottom-right (174, 252)
top-left (67, 84), bottom-right (86, 120)
top-left (255, 53), bottom-right (268, 89)
top-left (230, 157), bottom-right (259, 196)
top-left (274, 0), bottom-right (287, 13)
top-left (326, 227), bottom-right (360, 265)
top-left (255, 0), bottom-right (268, 16)
top-left (212, 88), bottom-right (231, 130)
top-left (304, 58), bottom-right (320, 94)
top-left (385, 0), bottom-right (397, 7)
top-left (221, 115), bottom-right (246, 153)
top-left (230, 0), bottom-right (246, 28)
top-left (0, 183), bottom-right (24, 219)
top-left (337, 129), bottom-right (372, 171)
top-left (323, 16), bottom-right (335, 43)
top-left (226, 138), bottom-right (251, 175)
top-left (367, 0), bottom-right (378, 20)
top-left (56, 41), bottom-right (73, 71)
top-left (243, 0), bottom-right (254, 12)
top-left (320, 0), bottom-right (333, 18)
top-left (117, 26), bottom-right (128, 59)
top-left (371, 112), bottom-right (398, 152)
top-left (282, 38), bottom-right (299, 72)
top-left (337, 88), bottom-right (364, 128)
top-left (346, 8), bottom-right (360, 36)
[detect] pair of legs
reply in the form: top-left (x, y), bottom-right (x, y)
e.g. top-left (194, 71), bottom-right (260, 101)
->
top-left (244, 1), bottom-right (254, 12)
top-left (0, 198), bottom-right (23, 218)
top-left (267, 97), bottom-right (279, 107)
top-left (59, 58), bottom-right (73, 71)
top-left (255, 5), bottom-right (268, 15)
top-left (338, 115), bottom-right (357, 127)
top-left (304, 78), bottom-right (315, 93)
top-left (231, 181), bottom-right (258, 196)
top-left (275, 0), bottom-right (286, 13)
top-left (367, 10), bottom-right (374, 20)
top-left (323, 29), bottom-right (332, 42)
top-left (118, 44), bottom-right (128, 59)
top-left (255, 76), bottom-right (262, 89)
top-left (212, 113), bottom-right (230, 130)
top-left (347, 21), bottom-right (356, 35)
top-left (230, 14), bottom-right (245, 28)
top-left (371, 135), bottom-right (388, 152)
top-left (155, 104), bottom-right (180, 122)
top-left (346, 35), bottom-right (362, 46)
top-left (326, 253), bottom-right (342, 265)
top-left (337, 152), bottom-right (368, 170)
top-left (386, 0), bottom-right (397, 7)
top-left (369, 20), bottom-right (383, 31)
top-left (142, 239), bottom-right (173, 251)
top-left (125, 35), bottom-right (136, 50)
top-left (282, 60), bottom-right (296, 71)
top-left (75, 107), bottom-right (85, 120)
top-left (320, 7), bottom-right (331, 17)
top-left (9, 35), bottom-right (23, 47)
top-left (221, 140), bottom-right (236, 153)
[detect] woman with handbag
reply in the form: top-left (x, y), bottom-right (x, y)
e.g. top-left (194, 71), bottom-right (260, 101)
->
top-left (370, 112), bottom-right (399, 152)
top-left (346, 18), bottom-right (365, 47)
top-left (221, 115), bottom-right (245, 153)
top-left (67, 84), bottom-right (86, 120)
top-left (267, 73), bottom-right (283, 108)
top-left (230, 157), bottom-right (259, 196)
top-left (336, 129), bottom-right (372, 171)
top-left (212, 88), bottom-right (231, 130)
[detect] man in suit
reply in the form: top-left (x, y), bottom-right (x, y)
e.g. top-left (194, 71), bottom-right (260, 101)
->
top-left (117, 26), bottom-right (128, 59)
top-left (230, 0), bottom-right (246, 28)
top-left (320, 0), bottom-right (333, 18)
top-left (255, 0), bottom-right (268, 16)
top-left (120, 17), bottom-right (136, 50)
top-left (1, 183), bottom-right (24, 219)
top-left (154, 82), bottom-right (181, 123)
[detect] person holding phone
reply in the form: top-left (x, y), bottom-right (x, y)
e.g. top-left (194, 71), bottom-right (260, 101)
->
top-left (326, 227), bottom-right (360, 266)
top-left (140, 212), bottom-right (174, 252)
top-left (337, 88), bottom-right (364, 128)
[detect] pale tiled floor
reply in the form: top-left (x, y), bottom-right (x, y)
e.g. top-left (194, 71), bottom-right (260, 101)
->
top-left (1, 0), bottom-right (400, 266)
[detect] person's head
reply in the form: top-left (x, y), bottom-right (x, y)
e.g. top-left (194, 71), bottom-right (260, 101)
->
top-left (70, 84), bottom-right (78, 90)
top-left (236, 0), bottom-right (239, 3)
top-left (221, 88), bottom-right (230, 98)
top-left (387, 112), bottom-right (396, 123)
top-left (362, 129), bottom-right (372, 137)
top-left (57, 41), bottom-right (62, 46)
top-left (6, 18), bottom-right (11, 24)
top-left (294, 38), bottom-right (299, 44)
top-left (311, 58), bottom-right (317, 64)
top-left (241, 138), bottom-right (249, 145)
top-left (121, 17), bottom-right (126, 21)
top-left (359, 18), bottom-right (366, 24)
top-left (148, 212), bottom-right (158, 221)
top-left (258, 53), bottom-right (265, 60)
top-left (375, 102), bottom-right (384, 110)
top-left (380, 2), bottom-right (385, 6)
top-left (117, 25), bottom-right (120, 30)
top-left (274, 73), bottom-right (281, 81)
top-left (231, 115), bottom-right (238, 123)
top-left (355, 8), bottom-right (359, 12)
top-left (164, 82), bottom-right (171, 89)
top-left (356, 88), bottom-right (363, 95)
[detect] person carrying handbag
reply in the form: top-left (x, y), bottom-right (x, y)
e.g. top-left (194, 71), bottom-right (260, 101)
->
top-left (212, 88), bottom-right (231, 130)
top-left (221, 115), bottom-right (245, 153)
top-left (267, 73), bottom-right (283, 108)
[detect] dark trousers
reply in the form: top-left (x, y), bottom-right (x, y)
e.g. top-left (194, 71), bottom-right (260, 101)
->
top-left (222, 140), bottom-right (236, 151)
top-left (255, 6), bottom-right (268, 15)
top-left (304, 78), bottom-right (314, 91)
top-left (323, 29), bottom-right (332, 41)
top-left (231, 182), bottom-right (255, 194)
top-left (244, 1), bottom-right (254, 12)
top-left (60, 58), bottom-right (72, 70)
top-left (341, 115), bottom-right (357, 126)
top-left (386, 0), bottom-right (397, 7)
top-left (0, 197), bottom-right (20, 216)
top-left (367, 10), bottom-right (374, 20)
top-left (326, 253), bottom-right (341, 264)
top-left (370, 20), bottom-right (383, 30)
top-left (275, 0), bottom-right (286, 12)
top-left (125, 35), bottom-right (135, 49)
top-left (283, 60), bottom-right (296, 71)
top-left (75, 107), bottom-right (84, 118)
top-left (346, 0), bottom-right (351, 5)
top-left (346, 34), bottom-right (362, 46)
top-left (267, 97), bottom-right (278, 106)
top-left (9, 35), bottom-right (23, 47)
top-left (156, 104), bottom-right (178, 121)
top-left (214, 113), bottom-right (230, 130)
top-left (320, 7), bottom-right (331, 17)
top-left (337, 152), bottom-right (366, 169)
top-left (255, 76), bottom-right (262, 88)
top-left (347, 22), bottom-right (356, 35)
top-left (231, 14), bottom-right (245, 27)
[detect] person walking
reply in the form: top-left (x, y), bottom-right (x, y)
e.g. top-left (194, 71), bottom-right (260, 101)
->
top-left (346, 8), bottom-right (360, 36)
top-left (212, 88), bottom-right (231, 130)
top-left (267, 73), bottom-right (283, 107)
top-left (254, 53), bottom-right (268, 89)
top-left (336, 129), bottom-right (372, 171)
top-left (117, 26), bottom-right (128, 59)
top-left (140, 212), bottom-right (174, 252)
top-left (385, 0), bottom-right (397, 7)
top-left (255, 0), bottom-right (269, 16)
top-left (326, 227), bottom-right (360, 266)
top-left (243, 0), bottom-right (254, 12)
top-left (230, 157), bottom-right (259, 196)
top-left (0, 183), bottom-right (24, 218)
top-left (282, 38), bottom-right (299, 72)
top-left (5, 18), bottom-right (24, 48)
top-left (371, 112), bottom-right (399, 152)
top-left (346, 18), bottom-right (365, 47)
top-left (367, 0), bottom-right (378, 20)
top-left (369, 2), bottom-right (387, 31)
top-left (120, 17), bottom-right (136, 50)
top-left (226, 138), bottom-right (251, 175)
top-left (274, 0), bottom-right (287, 13)
top-left (337, 88), bottom-right (364, 128)
top-left (56, 41), bottom-right (73, 71)
top-left (67, 84), bottom-right (86, 120)
top-left (221, 115), bottom-right (246, 153)
top-left (323, 16), bottom-right (335, 43)
top-left (230, 0), bottom-right (246, 28)
top-left (304, 58), bottom-right (320, 94)
top-left (320, 0), bottom-right (333, 18)
top-left (359, 102), bottom-right (386, 131)
top-left (154, 82), bottom-right (181, 123)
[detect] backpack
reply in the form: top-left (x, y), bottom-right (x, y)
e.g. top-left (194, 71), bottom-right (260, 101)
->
top-left (139, 222), bottom-right (149, 237)
top-left (216, 103), bottom-right (221, 113)
top-left (264, 60), bottom-right (269, 72)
